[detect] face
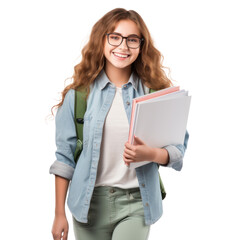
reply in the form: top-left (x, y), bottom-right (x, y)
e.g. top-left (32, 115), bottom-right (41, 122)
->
top-left (104, 19), bottom-right (141, 71)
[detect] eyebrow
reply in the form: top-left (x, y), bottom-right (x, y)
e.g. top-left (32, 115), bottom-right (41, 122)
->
top-left (111, 32), bottom-right (141, 38)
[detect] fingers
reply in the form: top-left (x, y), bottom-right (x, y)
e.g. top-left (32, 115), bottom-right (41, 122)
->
top-left (123, 142), bottom-right (137, 164)
top-left (125, 141), bottom-right (135, 150)
top-left (52, 216), bottom-right (69, 240)
top-left (63, 229), bottom-right (68, 240)
top-left (123, 156), bottom-right (133, 167)
top-left (52, 232), bottom-right (62, 240)
top-left (52, 229), bottom-right (68, 240)
top-left (124, 147), bottom-right (136, 157)
top-left (123, 140), bottom-right (141, 166)
top-left (124, 155), bottom-right (134, 163)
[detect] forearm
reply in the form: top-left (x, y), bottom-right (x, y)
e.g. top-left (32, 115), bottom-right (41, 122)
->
top-left (54, 175), bottom-right (70, 216)
top-left (124, 137), bottom-right (170, 165)
top-left (152, 147), bottom-right (169, 165)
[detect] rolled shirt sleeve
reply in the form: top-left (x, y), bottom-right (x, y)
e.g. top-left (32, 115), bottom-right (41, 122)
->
top-left (49, 89), bottom-right (77, 180)
top-left (163, 130), bottom-right (189, 171)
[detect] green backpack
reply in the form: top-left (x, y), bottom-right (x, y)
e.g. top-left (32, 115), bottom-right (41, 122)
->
top-left (73, 88), bottom-right (166, 200)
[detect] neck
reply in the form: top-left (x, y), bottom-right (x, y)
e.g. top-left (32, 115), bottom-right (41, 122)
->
top-left (104, 63), bottom-right (132, 88)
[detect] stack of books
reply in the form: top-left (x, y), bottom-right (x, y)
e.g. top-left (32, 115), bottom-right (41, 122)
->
top-left (128, 86), bottom-right (191, 169)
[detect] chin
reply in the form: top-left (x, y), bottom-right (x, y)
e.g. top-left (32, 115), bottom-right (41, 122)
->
top-left (113, 63), bottom-right (132, 70)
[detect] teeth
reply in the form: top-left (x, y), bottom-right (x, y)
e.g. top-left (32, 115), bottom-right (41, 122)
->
top-left (114, 53), bottom-right (128, 58)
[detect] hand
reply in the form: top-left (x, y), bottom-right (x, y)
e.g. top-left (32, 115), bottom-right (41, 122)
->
top-left (123, 136), bottom-right (155, 166)
top-left (52, 214), bottom-right (69, 240)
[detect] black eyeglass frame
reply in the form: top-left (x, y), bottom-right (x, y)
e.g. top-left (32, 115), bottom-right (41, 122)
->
top-left (105, 33), bottom-right (144, 49)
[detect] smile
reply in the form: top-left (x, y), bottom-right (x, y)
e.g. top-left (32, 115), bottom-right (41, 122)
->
top-left (113, 52), bottom-right (130, 58)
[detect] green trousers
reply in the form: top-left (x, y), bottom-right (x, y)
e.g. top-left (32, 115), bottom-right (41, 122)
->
top-left (73, 186), bottom-right (150, 240)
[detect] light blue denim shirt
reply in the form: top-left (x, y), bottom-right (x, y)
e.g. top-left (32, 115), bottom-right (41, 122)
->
top-left (49, 70), bottom-right (189, 225)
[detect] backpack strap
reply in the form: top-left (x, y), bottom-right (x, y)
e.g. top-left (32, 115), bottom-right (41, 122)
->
top-left (149, 88), bottom-right (155, 94)
top-left (74, 89), bottom-right (87, 163)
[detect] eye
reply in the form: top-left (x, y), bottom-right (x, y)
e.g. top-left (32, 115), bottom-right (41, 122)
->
top-left (128, 37), bottom-right (139, 43)
top-left (110, 34), bottom-right (121, 40)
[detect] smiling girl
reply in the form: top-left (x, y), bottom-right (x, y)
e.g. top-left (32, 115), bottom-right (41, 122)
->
top-left (50, 8), bottom-right (189, 240)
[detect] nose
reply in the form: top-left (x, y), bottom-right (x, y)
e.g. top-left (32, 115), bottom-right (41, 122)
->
top-left (119, 38), bottom-right (128, 49)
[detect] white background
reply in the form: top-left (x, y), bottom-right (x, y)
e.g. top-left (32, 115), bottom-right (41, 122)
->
top-left (1, 0), bottom-right (240, 239)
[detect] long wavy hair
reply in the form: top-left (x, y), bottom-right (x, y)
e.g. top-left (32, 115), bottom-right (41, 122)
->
top-left (52, 8), bottom-right (172, 112)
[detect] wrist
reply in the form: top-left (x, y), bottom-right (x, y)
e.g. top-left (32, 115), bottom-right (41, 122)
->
top-left (55, 209), bottom-right (66, 217)
top-left (152, 148), bottom-right (169, 165)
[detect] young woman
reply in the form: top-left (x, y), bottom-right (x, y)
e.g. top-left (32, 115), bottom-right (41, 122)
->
top-left (50, 8), bottom-right (189, 240)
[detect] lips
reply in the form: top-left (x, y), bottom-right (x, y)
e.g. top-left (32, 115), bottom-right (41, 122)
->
top-left (113, 52), bottom-right (130, 58)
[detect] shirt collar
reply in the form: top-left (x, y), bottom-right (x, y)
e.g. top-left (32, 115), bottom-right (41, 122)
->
top-left (96, 70), bottom-right (111, 90)
top-left (128, 71), bottom-right (139, 91)
top-left (96, 69), bottom-right (139, 91)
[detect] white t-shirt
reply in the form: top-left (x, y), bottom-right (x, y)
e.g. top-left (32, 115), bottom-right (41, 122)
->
top-left (95, 87), bottom-right (139, 188)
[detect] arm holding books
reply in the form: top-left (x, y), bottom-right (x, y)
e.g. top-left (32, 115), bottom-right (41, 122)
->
top-left (123, 136), bottom-right (169, 166)
top-left (126, 86), bottom-right (191, 169)
top-left (123, 130), bottom-right (189, 171)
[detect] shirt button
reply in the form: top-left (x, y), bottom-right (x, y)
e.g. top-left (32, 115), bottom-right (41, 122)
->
top-left (142, 183), bottom-right (145, 187)
top-left (145, 202), bottom-right (149, 207)
top-left (126, 101), bottom-right (130, 105)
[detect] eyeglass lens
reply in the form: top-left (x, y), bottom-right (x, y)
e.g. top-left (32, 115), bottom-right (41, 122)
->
top-left (108, 34), bottom-right (141, 48)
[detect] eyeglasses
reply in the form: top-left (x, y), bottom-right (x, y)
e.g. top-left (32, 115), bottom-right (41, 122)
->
top-left (106, 33), bottom-right (144, 49)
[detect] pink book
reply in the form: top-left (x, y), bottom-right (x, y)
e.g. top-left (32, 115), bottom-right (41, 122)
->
top-left (128, 86), bottom-right (180, 143)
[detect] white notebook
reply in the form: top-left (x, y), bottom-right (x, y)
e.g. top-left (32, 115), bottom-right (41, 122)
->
top-left (128, 89), bottom-right (191, 169)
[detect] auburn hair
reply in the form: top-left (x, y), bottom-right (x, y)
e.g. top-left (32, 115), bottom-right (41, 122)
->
top-left (52, 8), bottom-right (172, 112)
